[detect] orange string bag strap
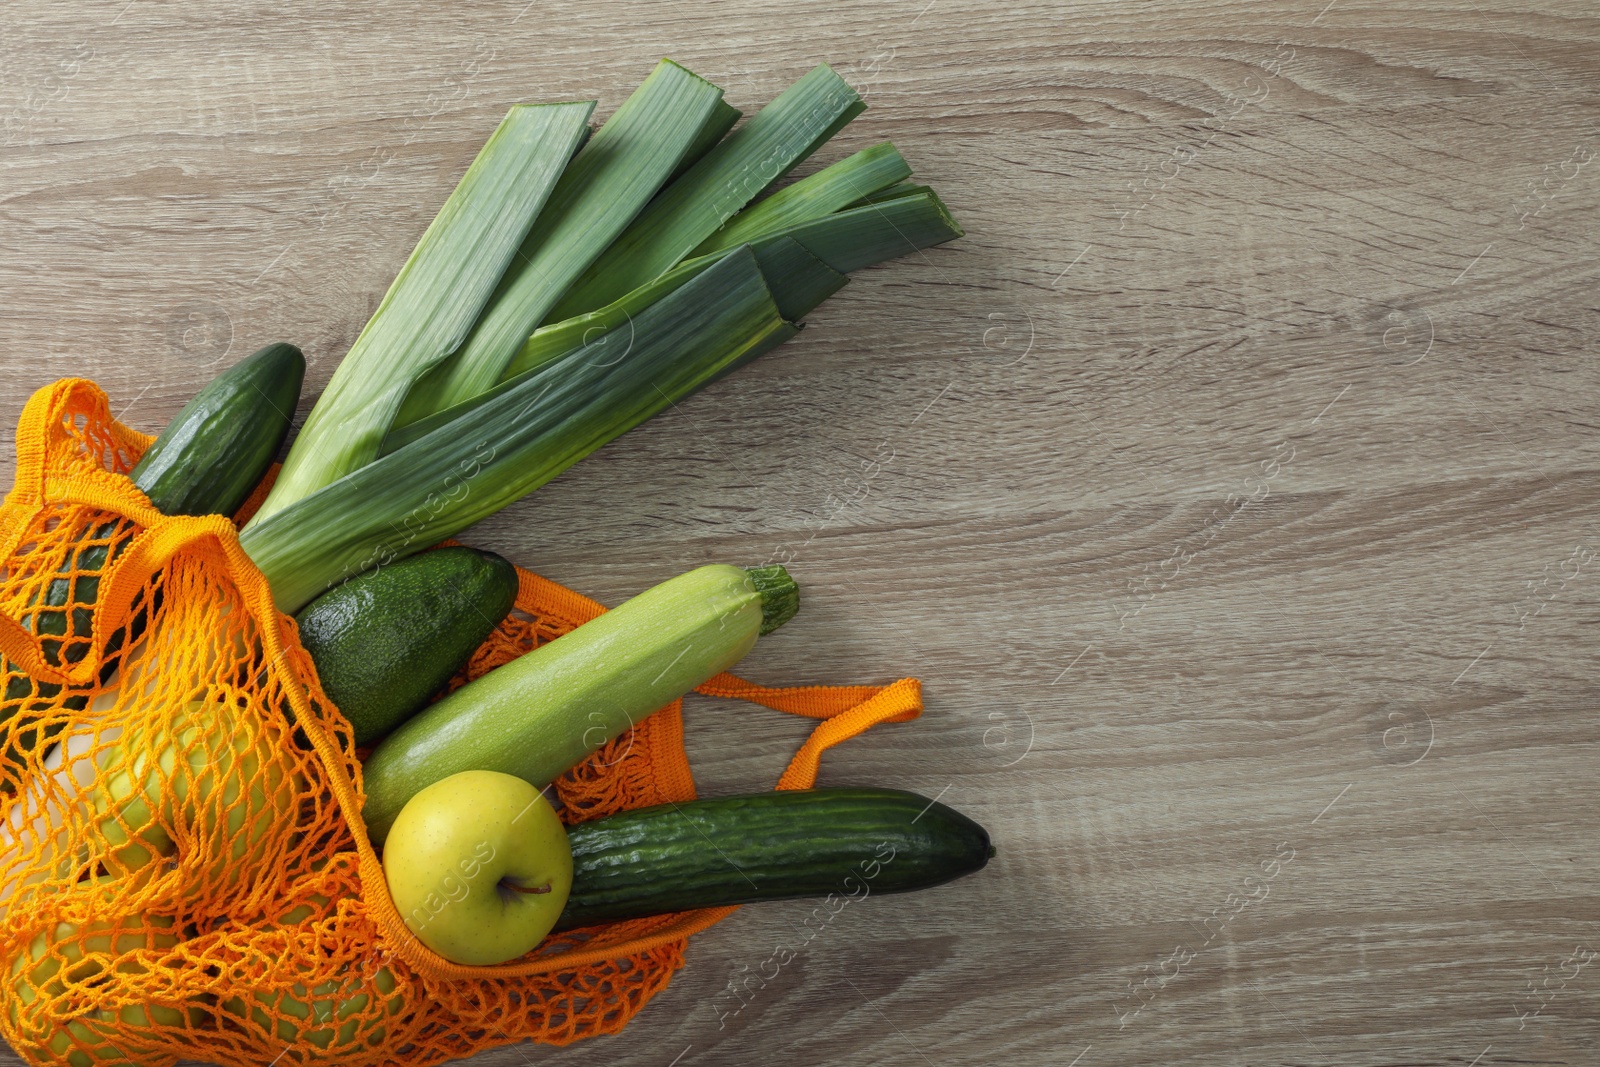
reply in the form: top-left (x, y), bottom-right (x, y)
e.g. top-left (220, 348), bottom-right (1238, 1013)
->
top-left (694, 672), bottom-right (924, 790)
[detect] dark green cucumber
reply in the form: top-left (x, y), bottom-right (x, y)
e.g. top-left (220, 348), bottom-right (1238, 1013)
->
top-left (295, 547), bottom-right (518, 746)
top-left (553, 787), bottom-right (993, 931)
top-left (129, 341), bottom-right (306, 518)
top-left (0, 343), bottom-right (304, 768)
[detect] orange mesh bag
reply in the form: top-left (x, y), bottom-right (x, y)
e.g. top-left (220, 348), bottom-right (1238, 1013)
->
top-left (0, 379), bottom-right (923, 1067)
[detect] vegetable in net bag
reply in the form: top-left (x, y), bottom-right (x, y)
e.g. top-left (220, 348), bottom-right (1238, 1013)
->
top-left (0, 379), bottom-right (922, 1067)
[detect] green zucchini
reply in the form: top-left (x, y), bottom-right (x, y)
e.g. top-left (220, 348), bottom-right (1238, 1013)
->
top-left (0, 342), bottom-right (305, 767)
top-left (554, 787), bottom-right (994, 931)
top-left (361, 563), bottom-right (799, 844)
top-left (295, 547), bottom-right (518, 747)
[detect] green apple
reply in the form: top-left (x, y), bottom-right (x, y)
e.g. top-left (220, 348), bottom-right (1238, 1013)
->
top-left (383, 770), bottom-right (572, 965)
top-left (9, 913), bottom-right (180, 1013)
top-left (219, 892), bottom-right (406, 1052)
top-left (7, 907), bottom-right (198, 1066)
top-left (86, 702), bottom-right (299, 885)
top-left (222, 966), bottom-right (401, 1052)
top-left (31, 1016), bottom-right (146, 1067)
top-left (36, 999), bottom-right (208, 1067)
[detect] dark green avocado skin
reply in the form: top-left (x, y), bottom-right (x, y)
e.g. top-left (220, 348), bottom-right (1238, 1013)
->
top-left (295, 547), bottom-right (518, 746)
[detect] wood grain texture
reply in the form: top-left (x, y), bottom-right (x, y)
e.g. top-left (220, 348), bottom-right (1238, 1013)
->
top-left (4, 1), bottom-right (1600, 1064)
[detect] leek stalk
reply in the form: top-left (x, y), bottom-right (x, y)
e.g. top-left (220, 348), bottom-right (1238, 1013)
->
top-left (378, 192), bottom-right (963, 457)
top-left (239, 248), bottom-right (792, 613)
top-left (378, 235), bottom-right (841, 457)
top-left (412, 60), bottom-right (729, 420)
top-left (510, 188), bottom-right (962, 371)
top-left (248, 101), bottom-right (595, 526)
top-left (547, 64), bottom-right (865, 321)
top-left (242, 63), bottom-right (958, 609)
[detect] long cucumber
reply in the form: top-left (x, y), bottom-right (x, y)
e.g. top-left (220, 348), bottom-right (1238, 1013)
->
top-left (361, 563), bottom-right (799, 844)
top-left (126, 342), bottom-right (306, 520)
top-left (554, 787), bottom-right (994, 931)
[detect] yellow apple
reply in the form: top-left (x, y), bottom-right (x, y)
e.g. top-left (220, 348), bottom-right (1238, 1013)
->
top-left (383, 770), bottom-right (571, 965)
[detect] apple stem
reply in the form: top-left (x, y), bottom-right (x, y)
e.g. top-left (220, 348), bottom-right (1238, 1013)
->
top-left (505, 879), bottom-right (552, 895)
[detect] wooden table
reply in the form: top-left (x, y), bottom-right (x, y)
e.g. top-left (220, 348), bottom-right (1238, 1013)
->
top-left (3, 1), bottom-right (1598, 1064)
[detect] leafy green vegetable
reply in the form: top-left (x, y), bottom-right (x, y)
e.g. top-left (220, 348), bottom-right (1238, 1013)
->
top-left (240, 248), bottom-right (793, 612)
top-left (692, 142), bottom-right (911, 255)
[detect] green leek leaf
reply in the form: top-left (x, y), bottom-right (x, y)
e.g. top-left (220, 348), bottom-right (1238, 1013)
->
top-left (380, 187), bottom-right (959, 457)
top-left (739, 234), bottom-right (848, 319)
top-left (845, 180), bottom-right (933, 208)
top-left (770, 189), bottom-right (963, 274)
top-left (248, 100), bottom-right (594, 527)
top-left (413, 60), bottom-right (727, 420)
top-left (672, 98), bottom-right (742, 181)
top-left (510, 232), bottom-right (842, 376)
top-left (547, 63), bottom-right (865, 322)
top-left (382, 189), bottom-right (957, 456)
top-left (378, 235), bottom-right (843, 456)
top-left (691, 142), bottom-right (910, 255)
top-left (241, 247), bottom-right (791, 612)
